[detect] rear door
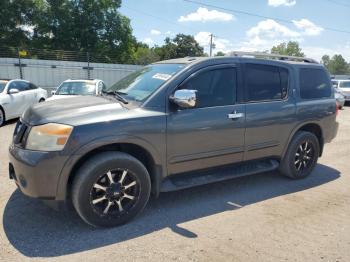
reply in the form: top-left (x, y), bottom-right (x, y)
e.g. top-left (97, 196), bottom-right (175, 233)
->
top-left (5, 81), bottom-right (27, 118)
top-left (243, 62), bottom-right (296, 161)
top-left (166, 64), bottom-right (246, 174)
top-left (28, 83), bottom-right (41, 103)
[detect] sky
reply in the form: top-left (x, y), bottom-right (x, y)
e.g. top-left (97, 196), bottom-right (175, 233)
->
top-left (119, 0), bottom-right (350, 61)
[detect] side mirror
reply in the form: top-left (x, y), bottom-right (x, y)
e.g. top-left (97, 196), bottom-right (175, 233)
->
top-left (8, 88), bottom-right (19, 94)
top-left (51, 90), bottom-right (56, 95)
top-left (170, 89), bottom-right (197, 108)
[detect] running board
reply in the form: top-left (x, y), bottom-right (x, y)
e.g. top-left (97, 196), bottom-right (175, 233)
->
top-left (160, 159), bottom-right (279, 192)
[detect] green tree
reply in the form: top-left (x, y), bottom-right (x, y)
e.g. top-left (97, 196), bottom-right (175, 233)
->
top-left (271, 41), bottom-right (304, 57)
top-left (157, 34), bottom-right (204, 60)
top-left (215, 51), bottom-right (225, 56)
top-left (321, 55), bottom-right (330, 68)
top-left (0, 0), bottom-right (37, 47)
top-left (322, 54), bottom-right (349, 75)
top-left (32, 0), bottom-right (136, 63)
top-left (133, 46), bottom-right (160, 65)
top-left (0, 0), bottom-right (137, 63)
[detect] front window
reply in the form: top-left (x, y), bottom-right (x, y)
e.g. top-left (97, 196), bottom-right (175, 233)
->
top-left (0, 81), bottom-right (8, 93)
top-left (106, 64), bottom-right (185, 102)
top-left (339, 81), bottom-right (350, 88)
top-left (55, 81), bottom-right (96, 95)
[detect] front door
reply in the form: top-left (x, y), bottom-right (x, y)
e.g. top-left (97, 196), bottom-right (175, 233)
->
top-left (166, 65), bottom-right (245, 175)
top-left (5, 81), bottom-right (27, 118)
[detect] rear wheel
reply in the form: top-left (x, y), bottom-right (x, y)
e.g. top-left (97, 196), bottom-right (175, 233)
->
top-left (72, 152), bottom-right (151, 227)
top-left (39, 98), bottom-right (45, 102)
top-left (279, 131), bottom-right (319, 179)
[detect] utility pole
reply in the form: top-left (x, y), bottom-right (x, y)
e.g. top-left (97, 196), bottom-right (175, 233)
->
top-left (209, 34), bottom-right (213, 57)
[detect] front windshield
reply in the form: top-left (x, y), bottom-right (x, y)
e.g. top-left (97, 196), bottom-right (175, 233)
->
top-left (106, 63), bottom-right (185, 102)
top-left (0, 81), bottom-right (8, 93)
top-left (56, 81), bottom-right (96, 95)
top-left (340, 81), bottom-right (350, 88)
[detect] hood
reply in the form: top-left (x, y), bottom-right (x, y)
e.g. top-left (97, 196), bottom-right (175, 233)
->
top-left (46, 95), bottom-right (82, 101)
top-left (22, 96), bottom-right (128, 126)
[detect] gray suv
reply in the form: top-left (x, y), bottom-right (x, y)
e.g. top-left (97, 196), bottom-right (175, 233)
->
top-left (9, 54), bottom-right (339, 227)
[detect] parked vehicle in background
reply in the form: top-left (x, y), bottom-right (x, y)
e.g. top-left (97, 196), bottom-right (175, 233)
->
top-left (9, 53), bottom-right (338, 227)
top-left (47, 79), bottom-right (106, 101)
top-left (332, 79), bottom-right (350, 101)
top-left (0, 79), bottom-right (47, 126)
top-left (334, 88), bottom-right (345, 109)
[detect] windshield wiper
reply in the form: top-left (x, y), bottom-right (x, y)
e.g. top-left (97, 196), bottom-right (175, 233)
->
top-left (102, 90), bottom-right (129, 104)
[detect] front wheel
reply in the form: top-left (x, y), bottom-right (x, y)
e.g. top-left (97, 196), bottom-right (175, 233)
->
top-left (0, 108), bottom-right (5, 127)
top-left (279, 131), bottom-right (320, 179)
top-left (72, 152), bottom-right (151, 227)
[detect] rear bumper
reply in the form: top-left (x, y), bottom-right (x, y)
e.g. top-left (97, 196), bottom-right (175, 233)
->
top-left (8, 144), bottom-right (68, 199)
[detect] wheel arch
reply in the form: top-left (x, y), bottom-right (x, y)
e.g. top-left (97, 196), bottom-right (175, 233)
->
top-left (283, 122), bottom-right (324, 159)
top-left (61, 141), bottom-right (163, 201)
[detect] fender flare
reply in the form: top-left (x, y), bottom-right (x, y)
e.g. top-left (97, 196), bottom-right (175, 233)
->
top-left (55, 134), bottom-right (164, 200)
top-left (281, 120), bottom-right (323, 159)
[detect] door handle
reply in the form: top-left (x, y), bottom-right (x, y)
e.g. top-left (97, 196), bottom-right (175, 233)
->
top-left (228, 111), bottom-right (244, 119)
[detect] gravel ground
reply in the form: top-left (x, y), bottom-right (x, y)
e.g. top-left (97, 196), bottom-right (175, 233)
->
top-left (0, 108), bottom-right (349, 262)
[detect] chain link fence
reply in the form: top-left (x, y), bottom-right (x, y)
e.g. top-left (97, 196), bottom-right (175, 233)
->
top-left (0, 46), bottom-right (142, 93)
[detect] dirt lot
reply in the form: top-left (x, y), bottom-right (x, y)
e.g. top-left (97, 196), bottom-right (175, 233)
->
top-left (0, 108), bottom-right (349, 262)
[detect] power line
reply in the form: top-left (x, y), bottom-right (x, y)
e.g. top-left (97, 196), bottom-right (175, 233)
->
top-left (123, 6), bottom-right (199, 34)
top-left (183, 0), bottom-right (350, 34)
top-left (326, 0), bottom-right (350, 8)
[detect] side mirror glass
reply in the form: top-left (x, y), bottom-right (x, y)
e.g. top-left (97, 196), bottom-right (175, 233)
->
top-left (170, 89), bottom-right (197, 108)
top-left (8, 88), bottom-right (19, 94)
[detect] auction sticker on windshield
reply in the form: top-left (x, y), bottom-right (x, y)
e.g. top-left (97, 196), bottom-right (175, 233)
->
top-left (152, 73), bottom-right (172, 81)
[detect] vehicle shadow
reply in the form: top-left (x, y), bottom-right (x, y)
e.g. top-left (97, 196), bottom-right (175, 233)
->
top-left (1, 118), bottom-right (18, 127)
top-left (3, 164), bottom-right (340, 257)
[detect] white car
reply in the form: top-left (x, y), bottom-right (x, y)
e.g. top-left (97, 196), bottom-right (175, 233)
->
top-left (47, 79), bottom-right (106, 101)
top-left (0, 79), bottom-right (48, 126)
top-left (332, 79), bottom-right (350, 101)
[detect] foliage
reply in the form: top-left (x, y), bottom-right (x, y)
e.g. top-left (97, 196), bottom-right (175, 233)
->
top-left (155, 34), bottom-right (204, 60)
top-left (271, 41), bottom-right (304, 57)
top-left (215, 51), bottom-right (225, 56)
top-left (133, 46), bottom-right (160, 65)
top-left (321, 54), bottom-right (350, 75)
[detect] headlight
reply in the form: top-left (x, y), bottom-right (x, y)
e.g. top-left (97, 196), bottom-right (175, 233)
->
top-left (26, 123), bottom-right (73, 151)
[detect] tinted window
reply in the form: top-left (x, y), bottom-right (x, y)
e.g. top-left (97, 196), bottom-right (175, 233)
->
top-left (245, 64), bottom-right (288, 102)
top-left (16, 81), bottom-right (30, 91)
top-left (0, 81), bottom-right (8, 93)
top-left (181, 67), bottom-right (237, 108)
top-left (29, 83), bottom-right (38, 90)
top-left (300, 68), bottom-right (331, 99)
top-left (8, 81), bottom-right (24, 92)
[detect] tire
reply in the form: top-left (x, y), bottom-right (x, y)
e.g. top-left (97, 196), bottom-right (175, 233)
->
top-left (279, 131), bottom-right (320, 179)
top-left (72, 152), bottom-right (151, 227)
top-left (0, 107), bottom-right (5, 127)
top-left (39, 98), bottom-right (45, 102)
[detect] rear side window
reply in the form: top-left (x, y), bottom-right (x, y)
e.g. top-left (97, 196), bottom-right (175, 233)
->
top-left (299, 68), bottom-right (331, 99)
top-left (17, 81), bottom-right (30, 91)
top-left (29, 83), bottom-right (38, 90)
top-left (245, 64), bottom-right (288, 102)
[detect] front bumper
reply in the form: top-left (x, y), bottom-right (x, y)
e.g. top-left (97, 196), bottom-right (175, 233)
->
top-left (8, 144), bottom-right (68, 200)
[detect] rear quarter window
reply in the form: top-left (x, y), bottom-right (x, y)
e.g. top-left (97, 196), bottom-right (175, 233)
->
top-left (299, 68), bottom-right (331, 99)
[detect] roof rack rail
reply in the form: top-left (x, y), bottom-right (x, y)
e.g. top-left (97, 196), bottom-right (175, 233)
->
top-left (228, 51), bottom-right (319, 64)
